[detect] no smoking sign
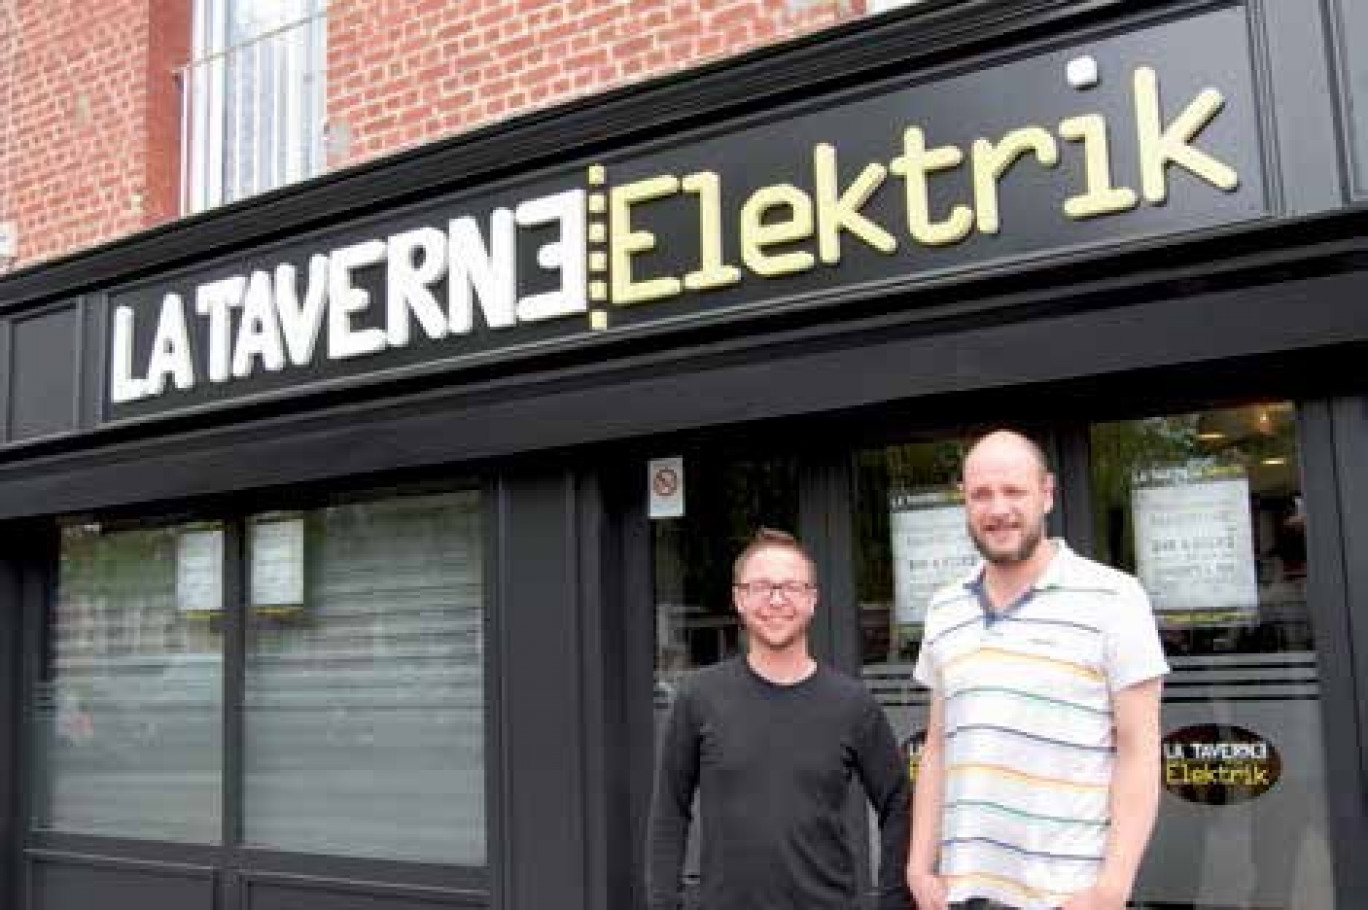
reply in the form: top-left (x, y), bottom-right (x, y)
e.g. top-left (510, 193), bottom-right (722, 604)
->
top-left (648, 457), bottom-right (686, 519)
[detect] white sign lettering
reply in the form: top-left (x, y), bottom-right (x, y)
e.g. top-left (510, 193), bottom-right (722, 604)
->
top-left (110, 189), bottom-right (588, 403)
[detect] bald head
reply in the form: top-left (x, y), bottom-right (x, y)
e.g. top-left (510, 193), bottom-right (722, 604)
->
top-left (963, 430), bottom-right (1050, 483)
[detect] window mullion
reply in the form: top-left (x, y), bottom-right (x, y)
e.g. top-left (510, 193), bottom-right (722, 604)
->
top-left (221, 517), bottom-right (246, 853)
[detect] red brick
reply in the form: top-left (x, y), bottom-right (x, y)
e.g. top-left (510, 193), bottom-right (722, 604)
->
top-left (3, 0), bottom-right (858, 268)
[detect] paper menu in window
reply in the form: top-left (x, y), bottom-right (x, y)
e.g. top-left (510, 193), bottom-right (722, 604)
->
top-left (176, 526), bottom-right (224, 613)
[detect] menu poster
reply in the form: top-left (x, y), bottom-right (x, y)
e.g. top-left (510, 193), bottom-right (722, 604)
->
top-left (176, 526), bottom-right (224, 613)
top-left (890, 489), bottom-right (978, 625)
top-left (1131, 464), bottom-right (1258, 625)
top-left (250, 516), bottom-right (306, 608)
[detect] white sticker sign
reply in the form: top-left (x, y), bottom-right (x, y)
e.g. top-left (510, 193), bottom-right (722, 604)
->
top-left (176, 526), bottom-right (224, 613)
top-left (1132, 464), bottom-right (1258, 625)
top-left (648, 457), bottom-right (685, 519)
top-left (890, 489), bottom-right (978, 625)
top-left (250, 516), bottom-right (306, 607)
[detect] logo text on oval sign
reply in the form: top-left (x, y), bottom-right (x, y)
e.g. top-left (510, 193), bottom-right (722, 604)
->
top-left (1162, 724), bottom-right (1282, 805)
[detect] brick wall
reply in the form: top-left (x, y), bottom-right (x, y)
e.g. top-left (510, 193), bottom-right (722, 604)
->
top-left (318, 0), bottom-right (860, 170)
top-left (1, 0), bottom-right (869, 271)
top-left (0, 0), bottom-right (187, 271)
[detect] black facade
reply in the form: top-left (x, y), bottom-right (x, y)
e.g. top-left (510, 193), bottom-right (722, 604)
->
top-left (2, 1), bottom-right (1367, 908)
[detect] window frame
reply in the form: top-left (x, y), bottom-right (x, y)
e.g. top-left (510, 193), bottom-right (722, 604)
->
top-left (182, 0), bottom-right (328, 214)
top-left (21, 478), bottom-right (495, 894)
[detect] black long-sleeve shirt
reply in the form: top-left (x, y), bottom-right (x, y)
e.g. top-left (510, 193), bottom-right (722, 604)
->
top-left (647, 657), bottom-right (911, 910)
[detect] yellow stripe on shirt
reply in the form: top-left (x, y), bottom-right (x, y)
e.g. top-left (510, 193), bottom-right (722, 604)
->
top-left (944, 646), bottom-right (1104, 683)
top-left (949, 762), bottom-right (1110, 792)
top-left (945, 871), bottom-right (1073, 903)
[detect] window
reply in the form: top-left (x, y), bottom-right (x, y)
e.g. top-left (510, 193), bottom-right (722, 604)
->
top-left (244, 491), bottom-right (486, 863)
top-left (182, 0), bottom-right (327, 213)
top-left (33, 521), bottom-right (225, 842)
top-left (33, 486), bottom-right (487, 866)
top-left (1090, 405), bottom-right (1331, 909)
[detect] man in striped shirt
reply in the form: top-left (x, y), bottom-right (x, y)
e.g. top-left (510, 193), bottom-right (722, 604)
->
top-left (907, 430), bottom-right (1168, 910)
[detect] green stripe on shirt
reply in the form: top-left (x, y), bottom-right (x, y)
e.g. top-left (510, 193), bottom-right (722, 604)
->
top-left (949, 685), bottom-right (1111, 716)
top-left (945, 798), bottom-right (1109, 827)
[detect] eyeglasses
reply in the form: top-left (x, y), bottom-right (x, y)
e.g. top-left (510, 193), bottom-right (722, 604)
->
top-left (734, 580), bottom-right (816, 600)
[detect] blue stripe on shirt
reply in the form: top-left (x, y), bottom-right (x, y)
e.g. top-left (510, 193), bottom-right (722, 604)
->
top-left (946, 723), bottom-right (1116, 754)
top-left (942, 836), bottom-right (1105, 863)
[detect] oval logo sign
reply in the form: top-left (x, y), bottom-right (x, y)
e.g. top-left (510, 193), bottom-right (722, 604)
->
top-left (1161, 724), bottom-right (1281, 805)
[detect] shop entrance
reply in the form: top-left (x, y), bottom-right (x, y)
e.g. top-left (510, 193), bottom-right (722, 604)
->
top-left (644, 402), bottom-right (1336, 909)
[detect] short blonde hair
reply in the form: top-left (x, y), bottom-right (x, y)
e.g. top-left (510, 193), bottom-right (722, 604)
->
top-left (732, 527), bottom-right (817, 584)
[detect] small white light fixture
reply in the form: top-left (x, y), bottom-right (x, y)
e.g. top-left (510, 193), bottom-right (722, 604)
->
top-left (1067, 55), bottom-right (1100, 90)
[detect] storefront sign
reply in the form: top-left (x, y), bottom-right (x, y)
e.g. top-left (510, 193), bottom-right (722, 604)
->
top-left (1162, 724), bottom-right (1282, 805)
top-left (890, 489), bottom-right (977, 625)
top-left (105, 7), bottom-right (1264, 419)
top-left (1132, 463), bottom-right (1258, 626)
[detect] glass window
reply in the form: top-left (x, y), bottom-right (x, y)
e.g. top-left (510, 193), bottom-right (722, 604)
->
top-left (854, 436), bottom-right (975, 775)
top-left (33, 521), bottom-right (224, 842)
top-left (1092, 404), bottom-right (1332, 909)
top-left (243, 489), bottom-right (486, 864)
top-left (183, 0), bottom-right (327, 213)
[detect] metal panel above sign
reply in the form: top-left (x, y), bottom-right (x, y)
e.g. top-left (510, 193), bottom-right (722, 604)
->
top-left (103, 5), bottom-right (1266, 423)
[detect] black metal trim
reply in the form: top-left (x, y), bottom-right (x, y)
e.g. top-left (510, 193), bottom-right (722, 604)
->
top-left (0, 319), bottom-right (12, 445)
top-left (23, 848), bottom-right (217, 879)
top-left (220, 518), bottom-right (245, 910)
top-left (1055, 422), bottom-right (1096, 554)
top-left (615, 466), bottom-right (654, 910)
top-left (235, 867), bottom-right (487, 905)
top-left (81, 294), bottom-right (107, 432)
top-left (481, 476), bottom-right (505, 910)
top-left (1323, 0), bottom-right (1364, 201)
top-left (1243, 0), bottom-right (1288, 214)
top-left (1297, 399), bottom-right (1368, 904)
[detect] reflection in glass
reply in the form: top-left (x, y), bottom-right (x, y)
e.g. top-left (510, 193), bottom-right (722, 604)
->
top-left (244, 490), bottom-right (485, 863)
top-left (33, 522), bottom-right (224, 842)
top-left (1092, 404), bottom-right (1332, 910)
top-left (1091, 404), bottom-right (1310, 654)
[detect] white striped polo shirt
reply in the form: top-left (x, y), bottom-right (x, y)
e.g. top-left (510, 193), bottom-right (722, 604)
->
top-left (913, 540), bottom-right (1169, 910)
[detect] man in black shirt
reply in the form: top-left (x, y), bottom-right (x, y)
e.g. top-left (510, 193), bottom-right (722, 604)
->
top-left (647, 528), bottom-right (912, 910)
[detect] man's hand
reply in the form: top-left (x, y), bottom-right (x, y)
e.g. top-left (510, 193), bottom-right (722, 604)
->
top-left (906, 869), bottom-right (948, 910)
top-left (1060, 882), bottom-right (1127, 910)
